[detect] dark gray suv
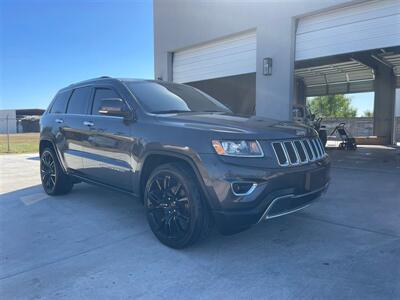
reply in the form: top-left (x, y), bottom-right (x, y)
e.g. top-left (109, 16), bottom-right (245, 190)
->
top-left (40, 77), bottom-right (330, 248)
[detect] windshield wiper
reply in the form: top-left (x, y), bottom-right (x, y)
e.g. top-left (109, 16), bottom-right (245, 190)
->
top-left (151, 109), bottom-right (192, 114)
top-left (201, 110), bottom-right (226, 113)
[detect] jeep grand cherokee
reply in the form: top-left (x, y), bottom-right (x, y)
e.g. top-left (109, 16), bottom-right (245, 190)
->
top-left (40, 77), bottom-right (330, 248)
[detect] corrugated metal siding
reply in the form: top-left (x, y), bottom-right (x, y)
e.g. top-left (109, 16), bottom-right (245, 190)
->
top-left (173, 31), bottom-right (256, 83)
top-left (296, 60), bottom-right (375, 96)
top-left (296, 0), bottom-right (400, 61)
top-left (381, 54), bottom-right (400, 87)
top-left (305, 80), bottom-right (375, 96)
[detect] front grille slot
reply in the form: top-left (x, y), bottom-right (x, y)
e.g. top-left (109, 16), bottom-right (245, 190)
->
top-left (272, 143), bottom-right (288, 166)
top-left (303, 140), bottom-right (314, 160)
top-left (309, 139), bottom-right (319, 158)
top-left (316, 139), bottom-right (325, 155)
top-left (294, 141), bottom-right (307, 163)
top-left (272, 137), bottom-right (326, 167)
top-left (283, 141), bottom-right (298, 164)
top-left (312, 139), bottom-right (322, 157)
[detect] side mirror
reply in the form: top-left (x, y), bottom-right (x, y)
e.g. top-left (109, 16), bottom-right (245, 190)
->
top-left (310, 114), bottom-right (316, 121)
top-left (98, 98), bottom-right (133, 120)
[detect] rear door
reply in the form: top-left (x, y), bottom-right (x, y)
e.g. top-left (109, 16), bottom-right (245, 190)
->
top-left (47, 90), bottom-right (72, 167)
top-left (62, 86), bottom-right (93, 173)
top-left (80, 86), bottom-right (134, 191)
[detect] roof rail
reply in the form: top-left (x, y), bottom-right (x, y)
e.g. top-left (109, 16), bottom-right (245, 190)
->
top-left (99, 76), bottom-right (111, 78)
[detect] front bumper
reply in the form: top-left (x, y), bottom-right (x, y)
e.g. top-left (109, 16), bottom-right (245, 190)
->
top-left (195, 153), bottom-right (330, 234)
top-left (212, 182), bottom-right (328, 234)
top-left (258, 183), bottom-right (328, 221)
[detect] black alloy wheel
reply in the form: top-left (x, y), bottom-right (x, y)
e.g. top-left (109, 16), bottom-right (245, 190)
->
top-left (145, 163), bottom-right (211, 248)
top-left (40, 148), bottom-right (73, 195)
top-left (41, 150), bottom-right (57, 192)
top-left (147, 173), bottom-right (191, 239)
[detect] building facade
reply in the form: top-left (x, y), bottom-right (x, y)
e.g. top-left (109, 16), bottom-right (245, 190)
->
top-left (154, 0), bottom-right (400, 144)
top-left (0, 110), bottom-right (17, 134)
top-left (0, 109), bottom-right (44, 134)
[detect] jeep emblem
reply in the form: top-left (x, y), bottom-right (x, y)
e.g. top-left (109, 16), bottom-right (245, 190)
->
top-left (296, 130), bottom-right (306, 136)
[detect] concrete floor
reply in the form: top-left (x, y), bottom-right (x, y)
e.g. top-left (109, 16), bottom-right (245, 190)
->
top-left (0, 147), bottom-right (399, 299)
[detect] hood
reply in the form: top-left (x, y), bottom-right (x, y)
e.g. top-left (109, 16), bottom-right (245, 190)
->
top-left (156, 112), bottom-right (316, 140)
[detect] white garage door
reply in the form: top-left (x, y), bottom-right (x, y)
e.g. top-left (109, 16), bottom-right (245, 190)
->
top-left (296, 0), bottom-right (400, 61)
top-left (173, 31), bottom-right (256, 83)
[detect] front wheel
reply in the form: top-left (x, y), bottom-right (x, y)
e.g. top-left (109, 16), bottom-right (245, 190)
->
top-left (144, 162), bottom-right (211, 249)
top-left (40, 148), bottom-right (73, 195)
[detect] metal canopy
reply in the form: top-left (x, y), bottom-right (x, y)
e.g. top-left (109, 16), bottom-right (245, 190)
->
top-left (295, 60), bottom-right (375, 97)
top-left (379, 53), bottom-right (400, 87)
top-left (379, 53), bottom-right (400, 75)
top-left (295, 48), bottom-right (400, 97)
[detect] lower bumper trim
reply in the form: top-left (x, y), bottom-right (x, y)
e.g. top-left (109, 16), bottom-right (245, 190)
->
top-left (257, 183), bottom-right (329, 223)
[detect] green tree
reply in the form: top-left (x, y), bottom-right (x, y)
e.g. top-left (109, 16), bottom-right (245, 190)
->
top-left (307, 95), bottom-right (357, 118)
top-left (363, 110), bottom-right (373, 117)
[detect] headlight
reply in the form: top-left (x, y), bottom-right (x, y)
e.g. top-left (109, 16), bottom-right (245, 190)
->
top-left (212, 140), bottom-right (264, 157)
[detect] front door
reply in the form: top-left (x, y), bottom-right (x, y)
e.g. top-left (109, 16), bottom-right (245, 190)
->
top-left (80, 87), bottom-right (134, 191)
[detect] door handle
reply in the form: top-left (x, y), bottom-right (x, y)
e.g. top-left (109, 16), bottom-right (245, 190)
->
top-left (83, 121), bottom-right (94, 127)
top-left (55, 118), bottom-right (64, 124)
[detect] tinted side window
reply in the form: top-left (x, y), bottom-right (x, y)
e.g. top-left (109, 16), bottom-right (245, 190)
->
top-left (91, 88), bottom-right (121, 115)
top-left (50, 91), bottom-right (71, 114)
top-left (124, 81), bottom-right (231, 114)
top-left (67, 87), bottom-right (92, 115)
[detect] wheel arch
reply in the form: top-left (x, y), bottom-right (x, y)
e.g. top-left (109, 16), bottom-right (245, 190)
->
top-left (39, 138), bottom-right (67, 173)
top-left (39, 139), bottom-right (54, 155)
top-left (139, 151), bottom-right (210, 205)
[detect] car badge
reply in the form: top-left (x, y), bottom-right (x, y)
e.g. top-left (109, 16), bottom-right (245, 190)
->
top-left (296, 130), bottom-right (306, 136)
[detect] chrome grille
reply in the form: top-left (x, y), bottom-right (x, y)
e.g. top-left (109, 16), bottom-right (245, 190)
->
top-left (283, 141), bottom-right (298, 165)
top-left (272, 138), bottom-right (326, 167)
top-left (293, 140), bottom-right (307, 163)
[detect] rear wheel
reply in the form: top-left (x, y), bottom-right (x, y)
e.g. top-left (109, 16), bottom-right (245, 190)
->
top-left (40, 148), bottom-right (73, 195)
top-left (144, 162), bottom-right (211, 248)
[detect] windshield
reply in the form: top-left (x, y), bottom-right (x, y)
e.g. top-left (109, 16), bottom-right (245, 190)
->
top-left (124, 81), bottom-right (232, 114)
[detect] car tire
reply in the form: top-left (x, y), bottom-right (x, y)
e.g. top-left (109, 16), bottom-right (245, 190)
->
top-left (40, 147), bottom-right (73, 195)
top-left (144, 162), bottom-right (211, 249)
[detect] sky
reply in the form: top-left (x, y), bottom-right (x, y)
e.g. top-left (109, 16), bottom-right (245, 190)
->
top-left (0, 0), bottom-right (374, 114)
top-left (0, 0), bottom-right (154, 109)
top-left (348, 92), bottom-right (374, 117)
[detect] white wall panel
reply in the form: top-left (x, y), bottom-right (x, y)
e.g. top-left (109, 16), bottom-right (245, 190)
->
top-left (173, 31), bottom-right (256, 83)
top-left (296, 0), bottom-right (400, 61)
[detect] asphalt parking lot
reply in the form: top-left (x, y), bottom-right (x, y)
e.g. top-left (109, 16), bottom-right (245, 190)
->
top-left (1, 146), bottom-right (399, 299)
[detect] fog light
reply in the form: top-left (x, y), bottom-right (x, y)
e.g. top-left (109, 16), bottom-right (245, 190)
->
top-left (231, 182), bottom-right (257, 196)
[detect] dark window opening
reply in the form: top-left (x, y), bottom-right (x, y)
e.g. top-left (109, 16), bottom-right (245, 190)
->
top-left (91, 88), bottom-right (121, 115)
top-left (67, 87), bottom-right (92, 115)
top-left (50, 90), bottom-right (71, 114)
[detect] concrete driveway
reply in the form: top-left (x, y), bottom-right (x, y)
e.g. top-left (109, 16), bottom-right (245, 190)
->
top-left (1, 147), bottom-right (399, 299)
